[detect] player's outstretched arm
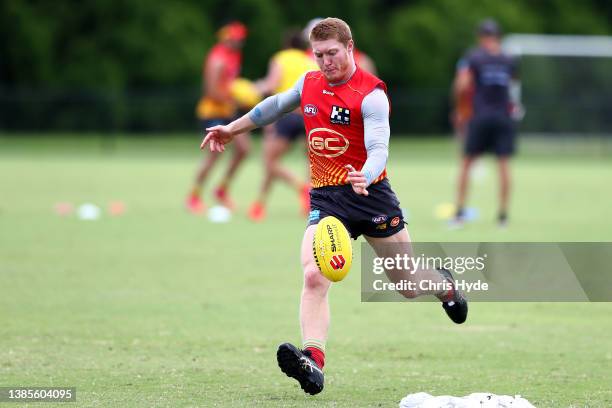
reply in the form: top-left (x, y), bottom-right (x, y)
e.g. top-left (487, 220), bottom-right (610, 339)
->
top-left (201, 74), bottom-right (304, 153)
top-left (201, 115), bottom-right (257, 152)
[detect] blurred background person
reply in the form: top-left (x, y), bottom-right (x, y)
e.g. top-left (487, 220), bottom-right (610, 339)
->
top-left (248, 30), bottom-right (317, 222)
top-left (451, 19), bottom-right (522, 228)
top-left (188, 21), bottom-right (250, 214)
top-left (451, 56), bottom-right (475, 139)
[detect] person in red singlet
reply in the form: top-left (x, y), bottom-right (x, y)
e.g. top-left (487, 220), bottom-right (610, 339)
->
top-left (201, 18), bottom-right (468, 395)
top-left (187, 21), bottom-right (250, 214)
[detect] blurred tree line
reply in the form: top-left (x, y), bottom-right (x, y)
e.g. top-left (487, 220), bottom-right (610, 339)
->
top-left (1, 0), bottom-right (611, 133)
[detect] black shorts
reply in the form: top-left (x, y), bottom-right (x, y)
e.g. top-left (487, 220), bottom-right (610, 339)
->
top-left (274, 113), bottom-right (304, 142)
top-left (307, 178), bottom-right (405, 239)
top-left (465, 114), bottom-right (516, 157)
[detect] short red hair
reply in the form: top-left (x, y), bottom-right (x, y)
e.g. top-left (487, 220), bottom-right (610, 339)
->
top-left (309, 17), bottom-right (352, 47)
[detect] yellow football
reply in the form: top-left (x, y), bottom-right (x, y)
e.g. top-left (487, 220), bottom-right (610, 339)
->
top-left (312, 216), bottom-right (353, 282)
top-left (229, 78), bottom-right (262, 109)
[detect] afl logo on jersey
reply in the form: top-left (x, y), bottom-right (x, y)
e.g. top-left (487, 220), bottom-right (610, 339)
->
top-left (308, 128), bottom-right (349, 158)
top-left (304, 104), bottom-right (318, 117)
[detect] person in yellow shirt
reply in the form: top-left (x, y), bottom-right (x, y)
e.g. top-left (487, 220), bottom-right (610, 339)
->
top-left (187, 22), bottom-right (250, 214)
top-left (248, 31), bottom-right (318, 222)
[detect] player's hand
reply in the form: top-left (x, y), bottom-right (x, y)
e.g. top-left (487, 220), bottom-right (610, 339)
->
top-left (345, 164), bottom-right (369, 196)
top-left (200, 125), bottom-right (234, 152)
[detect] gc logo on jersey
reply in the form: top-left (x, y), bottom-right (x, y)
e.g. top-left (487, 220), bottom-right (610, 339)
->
top-left (330, 105), bottom-right (350, 125)
top-left (304, 104), bottom-right (318, 117)
top-left (308, 128), bottom-right (349, 158)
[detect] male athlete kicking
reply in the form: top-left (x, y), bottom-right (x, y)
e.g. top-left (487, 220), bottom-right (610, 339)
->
top-left (202, 18), bottom-right (467, 395)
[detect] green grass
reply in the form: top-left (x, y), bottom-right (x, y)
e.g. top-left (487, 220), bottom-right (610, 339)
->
top-left (1, 134), bottom-right (611, 407)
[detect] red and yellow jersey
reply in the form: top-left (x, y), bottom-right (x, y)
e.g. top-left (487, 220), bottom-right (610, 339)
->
top-left (197, 43), bottom-right (242, 119)
top-left (301, 67), bottom-right (388, 188)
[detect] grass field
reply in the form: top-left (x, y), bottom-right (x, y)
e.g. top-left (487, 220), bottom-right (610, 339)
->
top-left (1, 134), bottom-right (611, 407)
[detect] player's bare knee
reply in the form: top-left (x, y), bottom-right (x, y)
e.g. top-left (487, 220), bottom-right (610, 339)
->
top-left (233, 137), bottom-right (251, 158)
top-left (303, 266), bottom-right (328, 294)
top-left (202, 152), bottom-right (221, 165)
top-left (235, 145), bottom-right (250, 159)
